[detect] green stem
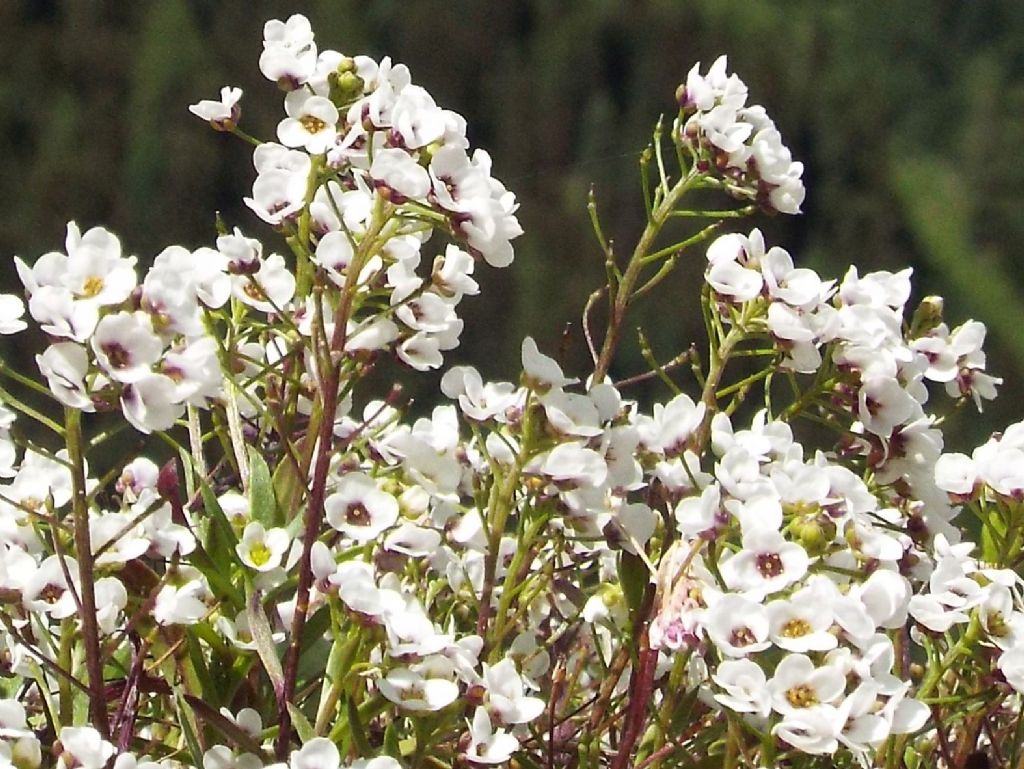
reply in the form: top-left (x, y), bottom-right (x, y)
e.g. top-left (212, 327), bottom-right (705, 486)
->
top-left (887, 616), bottom-right (982, 769)
top-left (0, 379), bottom-right (65, 435)
top-left (488, 511), bottom-right (548, 661)
top-left (592, 170), bottom-right (699, 384)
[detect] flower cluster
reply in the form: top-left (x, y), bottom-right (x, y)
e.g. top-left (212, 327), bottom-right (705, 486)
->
top-left (0, 15), bottom-right (1022, 769)
top-left (678, 56), bottom-right (805, 214)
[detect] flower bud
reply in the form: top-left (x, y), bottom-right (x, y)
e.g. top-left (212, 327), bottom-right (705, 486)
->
top-left (12, 736), bottom-right (42, 769)
top-left (909, 295), bottom-right (944, 338)
top-left (792, 516), bottom-right (835, 556)
top-left (329, 69), bottom-right (365, 106)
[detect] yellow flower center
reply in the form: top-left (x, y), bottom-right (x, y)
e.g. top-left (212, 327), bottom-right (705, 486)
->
top-left (300, 115), bottom-right (327, 134)
top-left (781, 618), bottom-right (812, 638)
top-left (248, 542), bottom-right (272, 567)
top-left (81, 275), bottom-right (105, 298)
top-left (785, 684), bottom-right (818, 709)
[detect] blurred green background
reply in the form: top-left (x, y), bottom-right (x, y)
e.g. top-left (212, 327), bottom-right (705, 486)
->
top-left (2, 0), bottom-right (1023, 451)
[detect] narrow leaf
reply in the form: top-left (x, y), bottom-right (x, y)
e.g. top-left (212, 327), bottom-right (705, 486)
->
top-left (199, 477), bottom-right (238, 552)
top-left (246, 587), bottom-right (285, 699)
top-left (287, 702), bottom-right (316, 744)
top-left (248, 447), bottom-right (280, 527)
top-left (347, 696), bottom-right (374, 757)
top-left (173, 688), bottom-right (205, 765)
top-left (619, 550), bottom-right (647, 617)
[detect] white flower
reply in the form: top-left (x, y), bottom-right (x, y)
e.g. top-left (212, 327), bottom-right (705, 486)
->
top-left (398, 333), bottom-right (445, 371)
top-left (203, 745), bottom-right (264, 769)
top-left (92, 311), bottom-right (164, 383)
top-left (540, 390), bottom-right (601, 438)
top-left (57, 727), bottom-right (115, 769)
top-left (712, 658), bottom-right (771, 717)
top-left (330, 561), bottom-right (402, 620)
top-left (467, 707), bottom-right (519, 764)
top-left (391, 85), bottom-right (447, 149)
top-left (36, 342), bottom-right (94, 411)
top-left (25, 285), bottom-right (99, 341)
top-left (313, 230), bottom-right (355, 285)
top-left (772, 704), bottom-right (843, 755)
top-left (719, 527), bottom-right (809, 597)
top-left (767, 653), bottom-right (846, 717)
top-left (244, 152), bottom-right (311, 225)
top-left (278, 92), bottom-right (338, 154)
top-left (370, 148), bottom-right (431, 202)
top-left (704, 594), bottom-right (771, 657)
top-left (707, 259), bottom-right (763, 301)
top-left (440, 366), bottom-right (520, 422)
top-left (91, 512), bottom-right (150, 566)
top-left (998, 645), bottom-right (1024, 693)
top-left (236, 522), bottom-right (291, 572)
top-left (289, 738), bottom-right (339, 769)
top-left (0, 294), bottom-right (26, 335)
top-left (484, 658), bottom-right (545, 725)
top-left (766, 596), bottom-right (837, 653)
top-left (637, 392), bottom-right (706, 456)
top-left (538, 442), bottom-right (608, 489)
top-left (216, 609), bottom-right (285, 651)
top-left (377, 666), bottom-right (460, 712)
top-left (121, 373), bottom-right (184, 434)
top-left (521, 337), bottom-right (576, 392)
top-left (22, 555), bottom-right (78, 617)
top-left (761, 247), bottom-right (828, 309)
top-left (232, 253), bottom-right (296, 313)
top-left (434, 245), bottom-right (479, 300)
top-left (675, 484), bottom-right (724, 537)
top-left (325, 472), bottom-right (399, 541)
top-left (259, 14), bottom-right (317, 88)
top-left (840, 266), bottom-right (913, 310)
top-left (152, 575), bottom-right (210, 625)
top-left (934, 452), bottom-right (978, 497)
top-left (189, 86), bottom-right (243, 129)
top-left (854, 569), bottom-right (911, 630)
top-left (857, 376), bottom-right (919, 437)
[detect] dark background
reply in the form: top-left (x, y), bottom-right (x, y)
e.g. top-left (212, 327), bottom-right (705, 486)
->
top-left (2, 0), bottom-right (1023, 452)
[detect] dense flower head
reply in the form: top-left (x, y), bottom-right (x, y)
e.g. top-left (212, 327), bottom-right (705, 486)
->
top-left (678, 56), bottom-right (805, 214)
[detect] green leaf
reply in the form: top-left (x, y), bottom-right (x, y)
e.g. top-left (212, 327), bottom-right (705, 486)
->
top-left (619, 550), bottom-right (648, 617)
top-left (248, 447), bottom-right (280, 528)
top-left (296, 607), bottom-right (333, 684)
top-left (187, 545), bottom-right (244, 611)
top-left (199, 477), bottom-right (238, 553)
top-left (246, 586), bottom-right (285, 699)
top-left (185, 629), bottom-right (219, 708)
top-left (347, 696), bottom-right (374, 757)
top-left (383, 719), bottom-right (402, 759)
top-left (177, 446), bottom-right (196, 506)
top-left (287, 702), bottom-right (317, 744)
top-left (174, 688), bottom-right (205, 765)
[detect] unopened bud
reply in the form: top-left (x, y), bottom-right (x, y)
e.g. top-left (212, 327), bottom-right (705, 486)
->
top-left (13, 736), bottom-right (42, 769)
top-left (156, 459), bottom-right (180, 501)
top-left (909, 295), bottom-right (944, 338)
top-left (793, 517), bottom-right (834, 556)
top-left (465, 683), bottom-right (486, 706)
top-left (329, 69), bottom-right (365, 106)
